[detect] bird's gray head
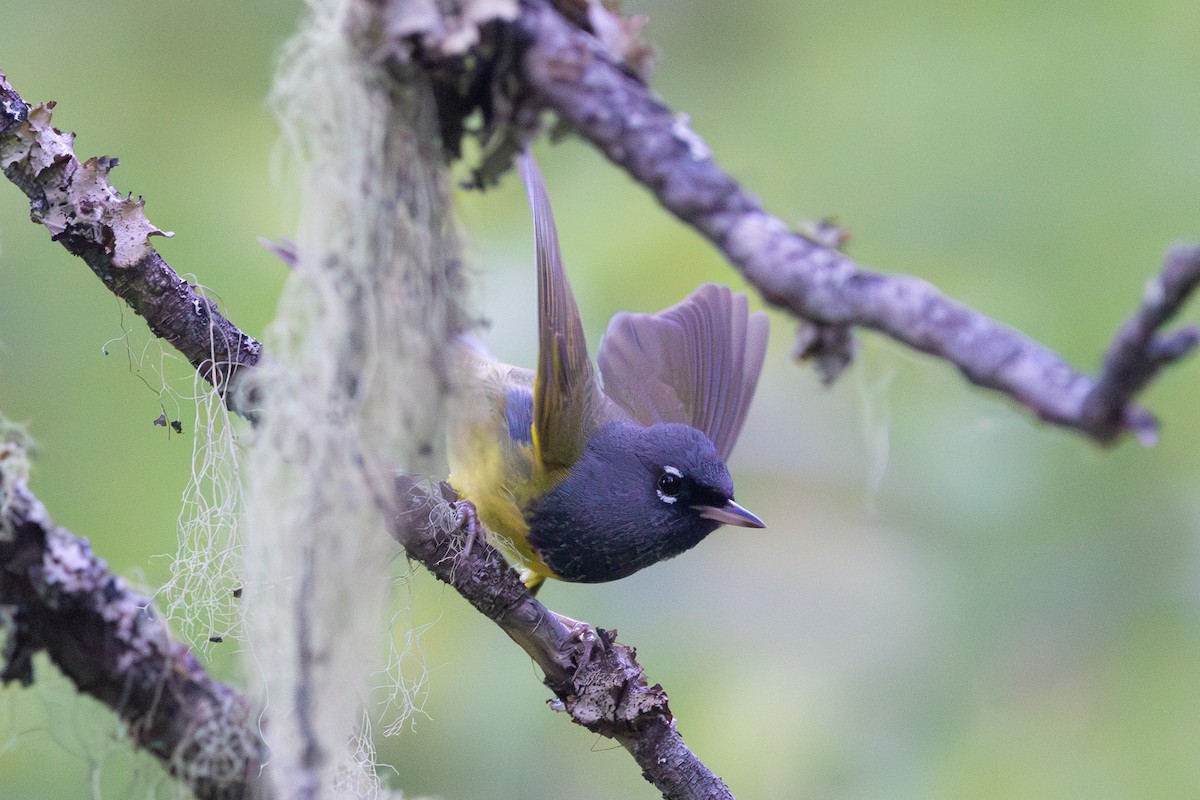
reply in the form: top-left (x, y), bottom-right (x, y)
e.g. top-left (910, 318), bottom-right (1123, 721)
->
top-left (527, 421), bottom-right (763, 582)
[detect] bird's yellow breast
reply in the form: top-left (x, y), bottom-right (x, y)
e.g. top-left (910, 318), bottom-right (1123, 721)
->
top-left (447, 353), bottom-right (561, 580)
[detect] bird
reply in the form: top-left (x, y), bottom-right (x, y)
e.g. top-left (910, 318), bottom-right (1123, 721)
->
top-left (448, 153), bottom-right (768, 592)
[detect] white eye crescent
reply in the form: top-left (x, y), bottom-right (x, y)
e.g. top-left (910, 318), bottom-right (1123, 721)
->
top-left (656, 465), bottom-right (683, 504)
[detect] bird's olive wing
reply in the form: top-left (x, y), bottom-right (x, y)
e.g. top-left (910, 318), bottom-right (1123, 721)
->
top-left (520, 153), bottom-right (594, 476)
top-left (597, 283), bottom-right (768, 461)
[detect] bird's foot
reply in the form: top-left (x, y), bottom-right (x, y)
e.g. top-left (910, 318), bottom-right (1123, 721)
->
top-left (453, 499), bottom-right (486, 562)
top-left (549, 611), bottom-right (610, 682)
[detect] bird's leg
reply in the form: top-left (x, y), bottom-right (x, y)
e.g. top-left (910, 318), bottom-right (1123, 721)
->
top-left (546, 611), bottom-right (609, 682)
top-left (453, 499), bottom-right (487, 562)
top-left (521, 568), bottom-right (546, 595)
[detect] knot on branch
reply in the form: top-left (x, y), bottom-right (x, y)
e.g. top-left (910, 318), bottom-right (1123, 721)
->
top-left (560, 627), bottom-right (672, 737)
top-left (793, 320), bottom-right (858, 384)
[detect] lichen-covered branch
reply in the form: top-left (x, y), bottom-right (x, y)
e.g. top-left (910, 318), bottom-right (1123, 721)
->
top-left (392, 479), bottom-right (733, 800)
top-left (0, 65), bottom-right (730, 798)
top-left (511, 0), bottom-right (1200, 445)
top-left (5, 0), bottom-right (1199, 794)
top-left (0, 72), bottom-right (262, 415)
top-left (0, 440), bottom-right (266, 800)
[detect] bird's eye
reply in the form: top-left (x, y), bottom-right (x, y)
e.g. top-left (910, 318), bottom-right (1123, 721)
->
top-left (657, 469), bottom-right (682, 497)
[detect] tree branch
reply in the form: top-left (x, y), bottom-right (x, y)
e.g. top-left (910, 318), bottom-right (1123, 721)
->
top-left (0, 442), bottom-right (266, 800)
top-left (5, 0), bottom-right (1200, 794)
top-left (393, 479), bottom-right (733, 800)
top-left (0, 72), bottom-right (262, 416)
top-left (513, 0), bottom-right (1200, 445)
top-left (1, 69), bottom-right (730, 798)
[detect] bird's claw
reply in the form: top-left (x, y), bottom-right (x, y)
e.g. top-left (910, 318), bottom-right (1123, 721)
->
top-left (453, 500), bottom-right (486, 562)
top-left (549, 611), bottom-right (610, 683)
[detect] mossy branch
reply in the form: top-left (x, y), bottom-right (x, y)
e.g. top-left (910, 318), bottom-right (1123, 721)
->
top-left (1, 56), bottom-right (728, 799)
top-left (0, 441), bottom-right (266, 800)
top-left (3, 1), bottom-right (1200, 798)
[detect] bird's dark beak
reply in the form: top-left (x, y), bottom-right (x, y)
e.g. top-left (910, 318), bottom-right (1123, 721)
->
top-left (693, 499), bottom-right (765, 528)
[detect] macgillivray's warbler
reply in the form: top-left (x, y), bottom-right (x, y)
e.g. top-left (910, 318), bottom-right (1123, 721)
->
top-left (449, 153), bottom-right (768, 591)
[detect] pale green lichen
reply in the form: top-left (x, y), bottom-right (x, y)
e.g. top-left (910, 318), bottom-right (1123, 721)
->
top-left (235, 0), bottom-right (469, 795)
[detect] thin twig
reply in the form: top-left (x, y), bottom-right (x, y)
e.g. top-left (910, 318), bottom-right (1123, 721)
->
top-left (513, 0), bottom-right (1200, 445)
top-left (1085, 242), bottom-right (1200, 439)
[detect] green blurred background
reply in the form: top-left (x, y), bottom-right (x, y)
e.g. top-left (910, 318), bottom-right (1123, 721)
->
top-left (2, 1), bottom-right (1199, 797)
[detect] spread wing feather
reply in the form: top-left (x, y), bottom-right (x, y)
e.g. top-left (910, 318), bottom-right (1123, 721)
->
top-left (597, 283), bottom-right (768, 461)
top-left (521, 153), bottom-right (594, 476)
